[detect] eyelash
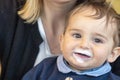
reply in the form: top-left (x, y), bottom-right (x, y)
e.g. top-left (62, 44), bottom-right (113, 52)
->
top-left (93, 38), bottom-right (104, 43)
top-left (71, 32), bottom-right (104, 44)
top-left (72, 33), bottom-right (81, 38)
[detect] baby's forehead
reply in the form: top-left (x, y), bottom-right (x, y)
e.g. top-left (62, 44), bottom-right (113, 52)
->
top-left (68, 8), bottom-right (117, 35)
top-left (70, 6), bottom-right (96, 17)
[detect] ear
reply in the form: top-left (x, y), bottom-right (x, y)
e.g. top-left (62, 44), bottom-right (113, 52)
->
top-left (107, 47), bottom-right (120, 63)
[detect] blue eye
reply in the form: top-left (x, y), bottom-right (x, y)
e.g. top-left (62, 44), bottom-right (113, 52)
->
top-left (73, 33), bottom-right (81, 38)
top-left (94, 38), bottom-right (103, 43)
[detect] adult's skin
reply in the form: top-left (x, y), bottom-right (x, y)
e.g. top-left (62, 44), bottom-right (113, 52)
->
top-left (0, 0), bottom-right (84, 80)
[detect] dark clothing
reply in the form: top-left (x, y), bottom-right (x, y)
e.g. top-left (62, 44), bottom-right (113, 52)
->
top-left (0, 0), bottom-right (42, 80)
top-left (0, 0), bottom-right (120, 80)
top-left (22, 57), bottom-right (120, 80)
top-left (111, 56), bottom-right (120, 76)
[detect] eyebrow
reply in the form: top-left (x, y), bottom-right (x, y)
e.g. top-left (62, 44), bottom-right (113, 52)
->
top-left (68, 28), bottom-right (108, 40)
top-left (94, 33), bottom-right (108, 40)
top-left (69, 29), bottom-right (108, 40)
top-left (68, 28), bottom-right (82, 32)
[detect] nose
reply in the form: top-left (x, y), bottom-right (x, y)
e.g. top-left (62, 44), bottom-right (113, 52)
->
top-left (79, 38), bottom-right (90, 49)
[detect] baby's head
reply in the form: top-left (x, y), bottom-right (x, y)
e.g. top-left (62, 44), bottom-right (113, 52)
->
top-left (60, 0), bottom-right (120, 71)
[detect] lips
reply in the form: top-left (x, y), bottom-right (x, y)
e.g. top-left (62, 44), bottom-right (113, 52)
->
top-left (73, 49), bottom-right (93, 63)
top-left (74, 52), bottom-right (91, 58)
top-left (74, 49), bottom-right (92, 57)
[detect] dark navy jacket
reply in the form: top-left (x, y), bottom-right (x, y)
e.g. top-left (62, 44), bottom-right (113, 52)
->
top-left (0, 0), bottom-right (120, 80)
top-left (0, 0), bottom-right (43, 80)
top-left (22, 57), bottom-right (120, 80)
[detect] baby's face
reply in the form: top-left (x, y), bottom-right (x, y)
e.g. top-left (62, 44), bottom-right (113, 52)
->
top-left (60, 10), bottom-right (118, 71)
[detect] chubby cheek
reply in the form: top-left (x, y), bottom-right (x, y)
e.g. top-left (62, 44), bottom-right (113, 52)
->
top-left (93, 47), bottom-right (111, 67)
top-left (61, 41), bottom-right (77, 61)
top-left (61, 37), bottom-right (76, 54)
top-left (62, 43), bottom-right (74, 58)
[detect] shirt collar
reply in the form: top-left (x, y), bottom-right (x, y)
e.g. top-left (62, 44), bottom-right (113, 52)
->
top-left (57, 55), bottom-right (111, 77)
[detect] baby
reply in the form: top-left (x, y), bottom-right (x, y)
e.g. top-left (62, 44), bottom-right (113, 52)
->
top-left (22, 0), bottom-right (120, 80)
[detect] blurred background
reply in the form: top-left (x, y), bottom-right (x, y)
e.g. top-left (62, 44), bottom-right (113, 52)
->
top-left (107, 0), bottom-right (120, 14)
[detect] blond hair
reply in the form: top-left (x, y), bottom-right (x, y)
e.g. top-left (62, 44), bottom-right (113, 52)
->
top-left (18, 0), bottom-right (43, 23)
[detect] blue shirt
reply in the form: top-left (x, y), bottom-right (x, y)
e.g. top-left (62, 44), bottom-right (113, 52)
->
top-left (57, 55), bottom-right (111, 77)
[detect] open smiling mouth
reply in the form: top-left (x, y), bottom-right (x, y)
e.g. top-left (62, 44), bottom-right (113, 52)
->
top-left (73, 49), bottom-right (93, 63)
top-left (74, 52), bottom-right (91, 58)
